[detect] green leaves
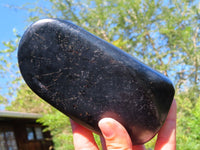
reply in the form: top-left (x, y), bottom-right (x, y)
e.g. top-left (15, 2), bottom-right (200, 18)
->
top-left (176, 89), bottom-right (200, 150)
top-left (37, 110), bottom-right (74, 150)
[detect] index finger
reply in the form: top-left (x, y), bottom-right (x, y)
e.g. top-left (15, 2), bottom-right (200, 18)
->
top-left (155, 99), bottom-right (177, 150)
top-left (70, 119), bottom-right (99, 150)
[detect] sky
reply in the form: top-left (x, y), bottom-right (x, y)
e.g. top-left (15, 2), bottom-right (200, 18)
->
top-left (0, 0), bottom-right (34, 109)
top-left (0, 0), bottom-right (32, 46)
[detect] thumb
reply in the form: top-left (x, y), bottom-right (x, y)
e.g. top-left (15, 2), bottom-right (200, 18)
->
top-left (98, 118), bottom-right (132, 150)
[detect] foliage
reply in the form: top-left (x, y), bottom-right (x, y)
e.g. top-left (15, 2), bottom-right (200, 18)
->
top-left (1, 0), bottom-right (200, 149)
top-left (6, 84), bottom-right (51, 113)
top-left (0, 30), bottom-right (21, 102)
top-left (37, 109), bottom-right (74, 150)
top-left (176, 88), bottom-right (200, 150)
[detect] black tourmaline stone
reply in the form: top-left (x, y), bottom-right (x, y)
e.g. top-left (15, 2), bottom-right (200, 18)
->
top-left (18, 18), bottom-right (175, 145)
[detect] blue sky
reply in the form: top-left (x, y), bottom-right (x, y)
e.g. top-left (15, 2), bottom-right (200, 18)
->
top-left (0, 0), bottom-right (31, 46)
top-left (0, 0), bottom-right (33, 109)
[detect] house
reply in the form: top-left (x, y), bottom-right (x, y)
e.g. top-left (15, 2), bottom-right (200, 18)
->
top-left (0, 111), bottom-right (53, 150)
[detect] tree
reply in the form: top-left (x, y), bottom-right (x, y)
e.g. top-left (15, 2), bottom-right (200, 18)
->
top-left (1, 0), bottom-right (200, 149)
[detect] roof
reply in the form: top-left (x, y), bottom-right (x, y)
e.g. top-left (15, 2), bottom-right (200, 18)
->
top-left (0, 111), bottom-right (42, 120)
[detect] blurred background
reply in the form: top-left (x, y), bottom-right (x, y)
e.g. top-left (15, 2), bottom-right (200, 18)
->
top-left (0, 0), bottom-right (199, 149)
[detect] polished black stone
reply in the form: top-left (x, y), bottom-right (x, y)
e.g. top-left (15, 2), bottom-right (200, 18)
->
top-left (18, 18), bottom-right (175, 145)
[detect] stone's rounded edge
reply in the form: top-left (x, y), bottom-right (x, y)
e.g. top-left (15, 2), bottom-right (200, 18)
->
top-left (156, 79), bottom-right (175, 117)
top-left (17, 18), bottom-right (84, 110)
top-left (145, 79), bottom-right (175, 145)
top-left (18, 18), bottom-right (70, 50)
top-left (33, 18), bottom-right (56, 26)
top-left (18, 19), bottom-right (54, 64)
top-left (30, 18), bottom-right (72, 30)
top-left (17, 19), bottom-right (56, 103)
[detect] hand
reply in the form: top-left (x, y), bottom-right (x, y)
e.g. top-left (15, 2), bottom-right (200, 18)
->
top-left (70, 99), bottom-right (176, 150)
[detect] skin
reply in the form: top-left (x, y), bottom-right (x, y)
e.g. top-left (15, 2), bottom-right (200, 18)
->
top-left (71, 99), bottom-right (176, 150)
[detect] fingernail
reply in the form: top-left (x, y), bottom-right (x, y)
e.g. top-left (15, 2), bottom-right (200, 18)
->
top-left (98, 118), bottom-right (115, 139)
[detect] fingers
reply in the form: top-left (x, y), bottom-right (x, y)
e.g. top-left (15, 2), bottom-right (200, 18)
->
top-left (155, 99), bottom-right (177, 150)
top-left (98, 118), bottom-right (133, 150)
top-left (70, 119), bottom-right (99, 150)
top-left (132, 145), bottom-right (146, 150)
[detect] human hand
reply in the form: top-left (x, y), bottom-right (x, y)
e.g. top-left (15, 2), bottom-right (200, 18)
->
top-left (70, 99), bottom-right (176, 150)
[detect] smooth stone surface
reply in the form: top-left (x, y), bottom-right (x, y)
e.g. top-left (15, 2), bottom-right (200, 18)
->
top-left (18, 18), bottom-right (175, 145)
